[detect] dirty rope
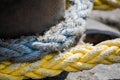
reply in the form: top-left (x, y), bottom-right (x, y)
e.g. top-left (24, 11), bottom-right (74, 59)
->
top-left (0, 0), bottom-right (93, 62)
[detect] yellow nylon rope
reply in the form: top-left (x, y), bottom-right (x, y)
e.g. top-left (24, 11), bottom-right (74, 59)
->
top-left (94, 0), bottom-right (120, 10)
top-left (0, 38), bottom-right (120, 80)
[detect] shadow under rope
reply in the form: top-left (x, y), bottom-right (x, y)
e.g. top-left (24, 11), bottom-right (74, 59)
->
top-left (25, 71), bottom-right (69, 80)
top-left (83, 29), bottom-right (120, 45)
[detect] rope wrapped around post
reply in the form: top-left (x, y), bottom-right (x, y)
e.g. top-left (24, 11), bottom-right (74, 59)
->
top-left (1, 0), bottom-right (120, 80)
top-left (0, 38), bottom-right (120, 80)
top-left (0, 0), bottom-right (93, 62)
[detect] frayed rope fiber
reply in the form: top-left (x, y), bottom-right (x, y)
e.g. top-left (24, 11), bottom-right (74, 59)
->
top-left (0, 0), bottom-right (93, 62)
top-left (0, 38), bottom-right (120, 80)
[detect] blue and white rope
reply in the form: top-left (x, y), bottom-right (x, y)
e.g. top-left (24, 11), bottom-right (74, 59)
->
top-left (0, 0), bottom-right (93, 62)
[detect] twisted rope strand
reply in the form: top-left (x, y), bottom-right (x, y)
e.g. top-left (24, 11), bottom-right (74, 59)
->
top-left (0, 38), bottom-right (120, 80)
top-left (1, 0), bottom-right (120, 80)
top-left (0, 0), bottom-right (93, 62)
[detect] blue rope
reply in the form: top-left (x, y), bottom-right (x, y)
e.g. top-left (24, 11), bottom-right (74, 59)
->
top-left (0, 0), bottom-right (93, 62)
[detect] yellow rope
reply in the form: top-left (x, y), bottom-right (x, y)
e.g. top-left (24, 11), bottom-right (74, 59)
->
top-left (0, 38), bottom-right (120, 80)
top-left (94, 0), bottom-right (120, 10)
top-left (66, 0), bottom-right (71, 9)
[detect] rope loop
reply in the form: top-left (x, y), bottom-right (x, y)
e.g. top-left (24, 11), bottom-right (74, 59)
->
top-left (0, 0), bottom-right (93, 62)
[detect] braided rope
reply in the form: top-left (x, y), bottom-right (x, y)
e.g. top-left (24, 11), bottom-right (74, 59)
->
top-left (0, 38), bottom-right (119, 80)
top-left (94, 0), bottom-right (120, 10)
top-left (0, 0), bottom-right (93, 62)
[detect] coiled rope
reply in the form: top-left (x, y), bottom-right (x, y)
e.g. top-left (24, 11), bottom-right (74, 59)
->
top-left (0, 0), bottom-right (93, 62)
top-left (0, 38), bottom-right (120, 80)
top-left (94, 0), bottom-right (120, 10)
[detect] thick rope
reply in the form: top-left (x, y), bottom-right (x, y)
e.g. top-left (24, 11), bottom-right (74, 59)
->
top-left (94, 0), bottom-right (120, 10)
top-left (0, 38), bottom-right (119, 80)
top-left (0, 0), bottom-right (93, 62)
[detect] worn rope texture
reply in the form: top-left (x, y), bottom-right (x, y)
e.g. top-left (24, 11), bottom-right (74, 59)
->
top-left (94, 0), bottom-right (120, 10)
top-left (0, 0), bottom-right (93, 62)
top-left (0, 38), bottom-right (119, 80)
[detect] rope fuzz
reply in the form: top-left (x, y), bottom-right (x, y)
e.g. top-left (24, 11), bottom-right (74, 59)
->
top-left (0, 38), bottom-right (120, 80)
top-left (0, 0), bottom-right (93, 62)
